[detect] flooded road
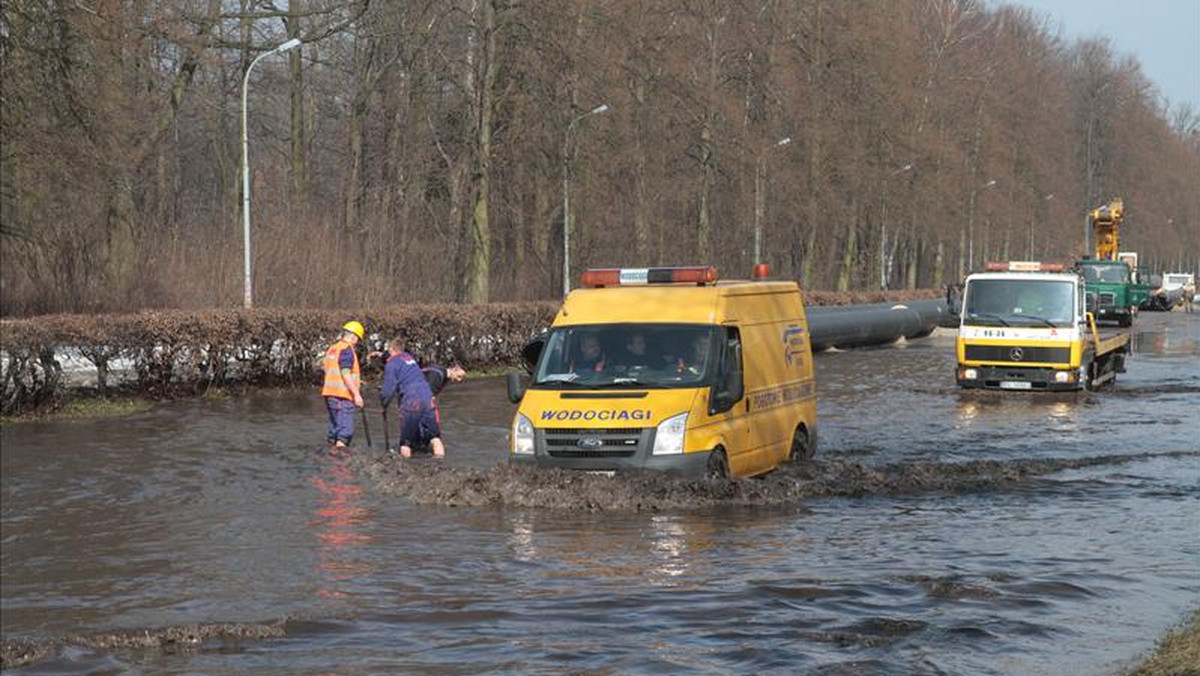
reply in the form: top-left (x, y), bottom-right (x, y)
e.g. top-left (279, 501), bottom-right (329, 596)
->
top-left (2, 312), bottom-right (1197, 675)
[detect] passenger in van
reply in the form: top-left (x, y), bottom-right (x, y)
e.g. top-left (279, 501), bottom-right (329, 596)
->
top-left (570, 333), bottom-right (607, 375)
top-left (677, 334), bottom-right (710, 375)
top-left (615, 332), bottom-right (657, 371)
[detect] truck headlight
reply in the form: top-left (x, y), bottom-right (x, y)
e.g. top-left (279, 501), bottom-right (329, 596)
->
top-left (1054, 371), bottom-right (1070, 383)
top-left (963, 368), bottom-right (978, 380)
top-left (511, 414), bottom-right (534, 455)
top-left (652, 412), bottom-right (689, 455)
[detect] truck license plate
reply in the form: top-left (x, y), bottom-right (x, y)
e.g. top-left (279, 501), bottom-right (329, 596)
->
top-left (1000, 381), bottom-right (1032, 390)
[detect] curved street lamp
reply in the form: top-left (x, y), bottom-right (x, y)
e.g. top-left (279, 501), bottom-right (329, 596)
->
top-left (753, 136), bottom-right (792, 266)
top-left (562, 103), bottom-right (610, 297)
top-left (241, 38), bottom-right (302, 309)
top-left (880, 162), bottom-right (914, 289)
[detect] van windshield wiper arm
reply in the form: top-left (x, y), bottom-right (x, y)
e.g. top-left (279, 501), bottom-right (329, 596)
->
top-left (532, 378), bottom-right (588, 389)
top-left (591, 378), bottom-right (661, 388)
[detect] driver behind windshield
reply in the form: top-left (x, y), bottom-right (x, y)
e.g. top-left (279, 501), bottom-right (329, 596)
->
top-left (614, 332), bottom-right (656, 372)
top-left (569, 333), bottom-right (607, 375)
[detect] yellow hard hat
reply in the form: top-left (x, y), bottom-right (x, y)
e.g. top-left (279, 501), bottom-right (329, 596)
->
top-left (342, 320), bottom-right (365, 339)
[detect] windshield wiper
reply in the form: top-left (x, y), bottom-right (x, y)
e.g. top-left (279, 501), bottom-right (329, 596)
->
top-left (1014, 315), bottom-right (1059, 328)
top-left (591, 378), bottom-right (662, 388)
top-left (967, 312), bottom-right (1010, 327)
top-left (532, 378), bottom-right (589, 389)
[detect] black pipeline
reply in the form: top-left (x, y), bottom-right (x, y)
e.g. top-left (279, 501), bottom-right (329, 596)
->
top-left (805, 299), bottom-right (954, 351)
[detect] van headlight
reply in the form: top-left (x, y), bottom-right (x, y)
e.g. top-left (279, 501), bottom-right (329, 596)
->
top-left (652, 412), bottom-right (689, 455)
top-left (511, 414), bottom-right (534, 455)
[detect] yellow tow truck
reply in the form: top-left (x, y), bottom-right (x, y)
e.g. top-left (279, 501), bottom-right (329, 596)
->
top-left (954, 261), bottom-right (1130, 391)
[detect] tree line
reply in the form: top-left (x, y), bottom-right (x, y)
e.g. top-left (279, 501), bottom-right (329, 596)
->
top-left (2, 0), bottom-right (1197, 315)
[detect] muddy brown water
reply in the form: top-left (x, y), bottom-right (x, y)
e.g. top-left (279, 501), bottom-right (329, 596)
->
top-left (2, 312), bottom-right (1197, 675)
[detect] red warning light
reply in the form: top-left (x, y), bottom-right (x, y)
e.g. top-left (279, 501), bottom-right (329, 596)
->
top-left (579, 266), bottom-right (719, 288)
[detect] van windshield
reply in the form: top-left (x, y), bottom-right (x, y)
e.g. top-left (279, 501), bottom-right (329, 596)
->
top-left (531, 324), bottom-right (717, 389)
top-left (964, 280), bottom-right (1076, 327)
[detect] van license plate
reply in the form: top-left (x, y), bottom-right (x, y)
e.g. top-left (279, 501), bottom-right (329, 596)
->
top-left (999, 381), bottom-right (1032, 390)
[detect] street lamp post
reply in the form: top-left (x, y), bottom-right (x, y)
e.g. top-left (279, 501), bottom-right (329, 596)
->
top-left (753, 136), bottom-right (792, 266)
top-left (880, 163), bottom-right (913, 289)
top-left (966, 179), bottom-right (997, 272)
top-left (241, 37), bottom-right (302, 309)
top-left (562, 103), bottom-right (610, 297)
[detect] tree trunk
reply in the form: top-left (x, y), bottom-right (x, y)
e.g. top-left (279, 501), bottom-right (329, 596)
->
top-left (105, 171), bottom-right (138, 305)
top-left (934, 239), bottom-right (944, 288)
top-left (837, 203), bottom-right (856, 292)
top-left (697, 121), bottom-right (713, 260)
top-left (464, 0), bottom-right (498, 303)
top-left (800, 0), bottom-right (823, 288)
top-left (632, 76), bottom-right (650, 262)
top-left (906, 238), bottom-right (919, 289)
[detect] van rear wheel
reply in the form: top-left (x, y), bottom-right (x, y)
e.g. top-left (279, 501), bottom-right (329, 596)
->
top-left (706, 448), bottom-right (729, 480)
top-left (789, 426), bottom-right (813, 462)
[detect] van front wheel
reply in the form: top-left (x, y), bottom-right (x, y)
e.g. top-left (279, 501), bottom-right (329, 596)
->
top-left (706, 448), bottom-right (729, 481)
top-left (789, 426), bottom-right (813, 462)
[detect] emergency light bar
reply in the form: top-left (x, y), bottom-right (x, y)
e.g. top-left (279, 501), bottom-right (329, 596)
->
top-left (984, 261), bottom-right (1066, 272)
top-left (580, 266), bottom-right (719, 287)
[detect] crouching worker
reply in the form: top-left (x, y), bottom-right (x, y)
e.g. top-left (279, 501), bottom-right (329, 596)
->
top-left (379, 340), bottom-right (461, 458)
top-left (422, 364), bottom-right (467, 432)
top-left (322, 320), bottom-right (365, 447)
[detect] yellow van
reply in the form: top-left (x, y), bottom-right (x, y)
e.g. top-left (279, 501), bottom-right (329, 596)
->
top-left (506, 266), bottom-right (817, 479)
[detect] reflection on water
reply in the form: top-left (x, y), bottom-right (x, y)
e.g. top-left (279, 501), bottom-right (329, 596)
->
top-left (506, 513), bottom-right (537, 564)
top-left (310, 452), bottom-right (374, 601)
top-left (648, 515), bottom-right (689, 580)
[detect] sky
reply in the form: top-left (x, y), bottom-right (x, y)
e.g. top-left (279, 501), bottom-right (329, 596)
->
top-left (1003, 0), bottom-right (1200, 110)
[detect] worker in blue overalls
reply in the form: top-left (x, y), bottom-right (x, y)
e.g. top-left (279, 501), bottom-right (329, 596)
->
top-left (378, 339), bottom-right (465, 458)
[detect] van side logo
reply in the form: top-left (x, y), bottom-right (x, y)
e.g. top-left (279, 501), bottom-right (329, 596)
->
top-left (783, 324), bottom-right (807, 366)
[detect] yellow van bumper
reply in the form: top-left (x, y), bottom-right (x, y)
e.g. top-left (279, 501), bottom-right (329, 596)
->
top-left (509, 426), bottom-right (714, 478)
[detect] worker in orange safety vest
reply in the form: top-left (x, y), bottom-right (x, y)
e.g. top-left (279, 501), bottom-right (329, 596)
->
top-left (322, 320), bottom-right (365, 447)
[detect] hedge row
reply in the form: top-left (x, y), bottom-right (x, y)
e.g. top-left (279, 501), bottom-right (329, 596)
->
top-left (0, 303), bottom-right (558, 414)
top-left (0, 290), bottom-right (942, 414)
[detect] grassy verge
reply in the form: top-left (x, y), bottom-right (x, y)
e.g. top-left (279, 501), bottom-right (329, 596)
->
top-left (1127, 610), bottom-right (1200, 676)
top-left (1, 396), bottom-right (154, 424)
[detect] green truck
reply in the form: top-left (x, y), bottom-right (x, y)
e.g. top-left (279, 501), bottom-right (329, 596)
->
top-left (1075, 258), bottom-right (1136, 327)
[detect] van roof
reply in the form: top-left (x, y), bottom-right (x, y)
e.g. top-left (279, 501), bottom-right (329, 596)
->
top-left (555, 280), bottom-right (800, 326)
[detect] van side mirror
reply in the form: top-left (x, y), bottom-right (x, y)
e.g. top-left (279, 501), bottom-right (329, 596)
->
top-left (710, 369), bottom-right (744, 415)
top-left (506, 372), bottom-right (526, 403)
top-left (521, 332), bottom-right (547, 374)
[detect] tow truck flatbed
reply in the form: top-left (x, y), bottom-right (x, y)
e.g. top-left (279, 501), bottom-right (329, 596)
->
top-left (1092, 330), bottom-right (1130, 357)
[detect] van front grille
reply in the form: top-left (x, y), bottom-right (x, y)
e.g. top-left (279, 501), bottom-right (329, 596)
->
top-left (541, 428), bottom-right (647, 458)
